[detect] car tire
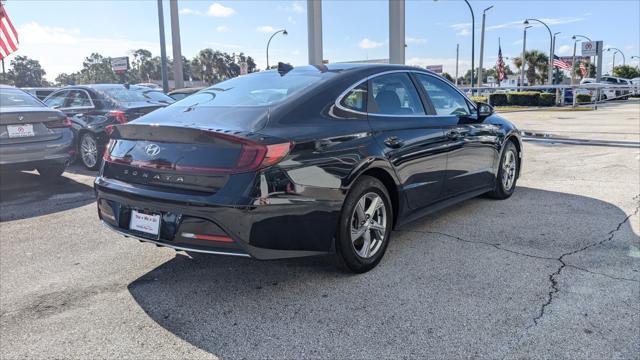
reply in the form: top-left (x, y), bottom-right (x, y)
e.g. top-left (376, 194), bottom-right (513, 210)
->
top-left (487, 141), bottom-right (519, 200)
top-left (335, 175), bottom-right (392, 273)
top-left (36, 162), bottom-right (67, 178)
top-left (79, 132), bottom-right (101, 170)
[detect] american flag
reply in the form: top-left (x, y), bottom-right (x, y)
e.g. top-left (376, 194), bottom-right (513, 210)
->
top-left (553, 55), bottom-right (571, 70)
top-left (0, 3), bottom-right (19, 60)
top-left (579, 62), bottom-right (588, 77)
top-left (496, 44), bottom-right (505, 81)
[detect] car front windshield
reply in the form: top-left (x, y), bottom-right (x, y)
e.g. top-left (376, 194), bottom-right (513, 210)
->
top-left (173, 72), bottom-right (322, 107)
top-left (0, 89), bottom-right (44, 107)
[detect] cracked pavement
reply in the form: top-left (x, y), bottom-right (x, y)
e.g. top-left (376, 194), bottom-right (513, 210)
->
top-left (1, 100), bottom-right (639, 359)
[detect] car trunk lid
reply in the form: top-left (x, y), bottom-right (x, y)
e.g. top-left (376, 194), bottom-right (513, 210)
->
top-left (0, 107), bottom-right (68, 145)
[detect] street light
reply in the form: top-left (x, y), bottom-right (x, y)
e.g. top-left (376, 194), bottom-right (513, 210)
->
top-left (520, 25), bottom-right (533, 89)
top-left (266, 29), bottom-right (288, 69)
top-left (434, 0), bottom-right (475, 92)
top-left (524, 18), bottom-right (553, 85)
top-left (477, 5), bottom-right (493, 89)
top-left (571, 34), bottom-right (592, 83)
top-left (606, 47), bottom-right (625, 74)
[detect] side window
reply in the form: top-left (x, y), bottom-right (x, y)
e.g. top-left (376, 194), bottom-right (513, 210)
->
top-left (44, 91), bottom-right (68, 108)
top-left (339, 82), bottom-right (367, 112)
top-left (416, 74), bottom-right (471, 116)
top-left (66, 90), bottom-right (93, 108)
top-left (369, 73), bottom-right (425, 115)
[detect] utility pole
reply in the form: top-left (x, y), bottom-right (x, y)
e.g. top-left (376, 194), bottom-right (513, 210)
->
top-left (455, 43), bottom-right (459, 86)
top-left (157, 0), bottom-right (169, 92)
top-left (170, 0), bottom-right (184, 89)
top-left (477, 6), bottom-right (493, 89)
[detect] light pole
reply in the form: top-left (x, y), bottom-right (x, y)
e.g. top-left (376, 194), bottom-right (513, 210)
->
top-left (464, 0), bottom-right (475, 94)
top-left (552, 31), bottom-right (560, 84)
top-left (520, 25), bottom-right (532, 89)
top-left (632, 55), bottom-right (640, 69)
top-left (156, 0), bottom-right (169, 92)
top-left (606, 47), bottom-right (625, 74)
top-left (455, 43), bottom-right (459, 86)
top-left (266, 29), bottom-right (288, 69)
top-left (524, 18), bottom-right (553, 85)
top-left (477, 5), bottom-right (493, 89)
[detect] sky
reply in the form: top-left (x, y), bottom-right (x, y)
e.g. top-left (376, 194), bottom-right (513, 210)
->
top-left (3, 0), bottom-right (640, 81)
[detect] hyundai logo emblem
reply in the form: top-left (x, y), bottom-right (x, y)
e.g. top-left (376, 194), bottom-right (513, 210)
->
top-left (145, 143), bottom-right (161, 157)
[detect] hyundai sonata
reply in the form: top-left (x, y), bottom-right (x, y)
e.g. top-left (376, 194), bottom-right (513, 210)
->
top-left (96, 64), bottom-right (522, 273)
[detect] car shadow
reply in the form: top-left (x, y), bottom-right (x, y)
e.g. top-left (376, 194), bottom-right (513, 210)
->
top-left (0, 169), bottom-right (95, 221)
top-left (126, 187), bottom-right (639, 358)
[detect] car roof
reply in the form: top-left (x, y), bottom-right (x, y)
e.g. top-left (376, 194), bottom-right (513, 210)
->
top-left (260, 63), bottom-right (437, 77)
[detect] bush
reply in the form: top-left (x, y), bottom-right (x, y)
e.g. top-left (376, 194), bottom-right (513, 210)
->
top-left (508, 91), bottom-right (540, 106)
top-left (470, 95), bottom-right (487, 104)
top-left (539, 93), bottom-right (555, 107)
top-left (576, 94), bottom-right (592, 103)
top-left (488, 93), bottom-right (508, 106)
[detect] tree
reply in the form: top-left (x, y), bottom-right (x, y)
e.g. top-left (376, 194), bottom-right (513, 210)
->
top-left (441, 72), bottom-right (454, 83)
top-left (190, 49), bottom-right (258, 85)
top-left (76, 53), bottom-right (119, 84)
top-left (55, 72), bottom-right (79, 86)
top-left (512, 50), bottom-right (549, 85)
top-left (612, 65), bottom-right (640, 79)
top-left (7, 56), bottom-right (49, 87)
top-left (131, 49), bottom-right (155, 83)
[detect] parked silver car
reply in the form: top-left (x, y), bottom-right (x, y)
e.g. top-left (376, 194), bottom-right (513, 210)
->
top-left (0, 85), bottom-right (74, 177)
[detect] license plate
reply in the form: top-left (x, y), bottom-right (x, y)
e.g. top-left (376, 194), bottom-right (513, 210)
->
top-left (129, 210), bottom-right (161, 236)
top-left (7, 124), bottom-right (35, 138)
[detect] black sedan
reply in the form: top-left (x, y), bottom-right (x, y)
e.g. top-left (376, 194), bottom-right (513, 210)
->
top-left (0, 85), bottom-right (74, 177)
top-left (43, 84), bottom-right (172, 170)
top-left (95, 64), bottom-right (522, 273)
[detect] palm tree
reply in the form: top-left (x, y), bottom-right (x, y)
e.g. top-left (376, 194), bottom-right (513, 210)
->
top-left (512, 50), bottom-right (549, 85)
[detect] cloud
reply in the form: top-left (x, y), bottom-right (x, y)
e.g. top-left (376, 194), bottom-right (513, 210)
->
top-left (216, 25), bottom-right (229, 32)
top-left (207, 3), bottom-right (236, 17)
top-left (257, 25), bottom-right (277, 33)
top-left (179, 8), bottom-right (202, 15)
top-left (9, 22), bottom-right (161, 80)
top-left (358, 38), bottom-right (383, 49)
top-left (287, 16), bottom-right (296, 24)
top-left (487, 17), bottom-right (585, 31)
top-left (556, 45), bottom-right (573, 56)
top-left (450, 23), bottom-right (471, 37)
top-left (406, 37), bottom-right (427, 44)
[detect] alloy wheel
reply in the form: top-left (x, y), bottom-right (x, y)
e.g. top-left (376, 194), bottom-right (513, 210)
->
top-left (80, 134), bottom-right (98, 169)
top-left (350, 192), bottom-right (387, 259)
top-left (502, 150), bottom-right (517, 191)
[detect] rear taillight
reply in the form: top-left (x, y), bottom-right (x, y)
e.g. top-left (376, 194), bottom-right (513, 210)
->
top-left (108, 110), bottom-right (127, 124)
top-left (45, 117), bottom-right (72, 129)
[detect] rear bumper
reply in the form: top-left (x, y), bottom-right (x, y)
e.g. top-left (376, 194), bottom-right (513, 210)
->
top-left (0, 130), bottom-right (74, 167)
top-left (94, 174), bottom-right (344, 260)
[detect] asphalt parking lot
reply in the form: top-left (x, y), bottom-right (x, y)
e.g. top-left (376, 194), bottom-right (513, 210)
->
top-left (1, 101), bottom-right (638, 359)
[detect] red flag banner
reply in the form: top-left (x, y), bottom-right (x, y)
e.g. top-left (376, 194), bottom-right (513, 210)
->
top-left (0, 4), bottom-right (19, 60)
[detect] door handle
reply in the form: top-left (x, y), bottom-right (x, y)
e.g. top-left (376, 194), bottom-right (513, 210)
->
top-left (384, 136), bottom-right (404, 148)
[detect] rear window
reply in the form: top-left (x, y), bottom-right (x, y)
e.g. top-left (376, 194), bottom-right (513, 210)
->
top-left (141, 90), bottom-right (175, 104)
top-left (173, 72), bottom-right (322, 107)
top-left (97, 87), bottom-right (152, 104)
top-left (0, 89), bottom-right (44, 107)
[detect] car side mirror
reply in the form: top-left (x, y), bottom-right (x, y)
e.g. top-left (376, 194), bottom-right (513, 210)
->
top-left (477, 102), bottom-right (494, 118)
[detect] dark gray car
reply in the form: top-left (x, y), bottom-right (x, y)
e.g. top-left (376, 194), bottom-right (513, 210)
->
top-left (0, 86), bottom-right (74, 177)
